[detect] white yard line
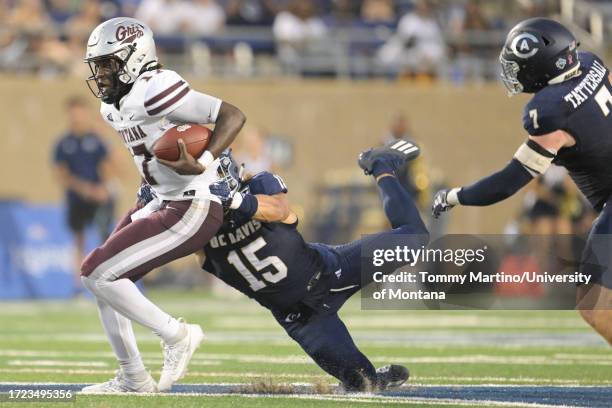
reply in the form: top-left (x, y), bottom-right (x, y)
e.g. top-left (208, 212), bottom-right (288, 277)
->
top-left (2, 349), bottom-right (610, 367)
top-left (6, 360), bottom-right (108, 367)
top-left (0, 368), bottom-right (327, 379)
top-left (2, 368), bottom-right (611, 386)
top-left (414, 376), bottom-right (612, 385)
top-left (0, 332), bottom-right (606, 349)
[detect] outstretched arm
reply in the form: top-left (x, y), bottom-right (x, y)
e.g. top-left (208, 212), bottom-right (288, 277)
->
top-left (452, 158), bottom-right (535, 206)
top-left (433, 130), bottom-right (574, 217)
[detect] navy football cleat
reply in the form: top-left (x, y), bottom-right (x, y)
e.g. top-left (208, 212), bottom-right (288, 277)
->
top-left (376, 364), bottom-right (409, 390)
top-left (358, 139), bottom-right (420, 175)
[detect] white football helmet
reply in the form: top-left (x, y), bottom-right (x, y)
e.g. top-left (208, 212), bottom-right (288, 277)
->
top-left (84, 17), bottom-right (158, 103)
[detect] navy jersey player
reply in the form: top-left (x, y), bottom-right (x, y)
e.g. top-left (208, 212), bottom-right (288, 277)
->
top-left (432, 18), bottom-right (612, 345)
top-left (193, 140), bottom-right (428, 391)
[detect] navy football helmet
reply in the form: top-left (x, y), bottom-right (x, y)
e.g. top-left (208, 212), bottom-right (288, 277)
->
top-left (500, 18), bottom-right (580, 95)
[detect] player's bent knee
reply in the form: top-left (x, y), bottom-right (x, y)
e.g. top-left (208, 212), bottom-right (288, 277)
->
top-left (81, 275), bottom-right (97, 295)
top-left (80, 247), bottom-right (108, 278)
top-left (80, 252), bottom-right (97, 277)
top-left (81, 248), bottom-right (101, 276)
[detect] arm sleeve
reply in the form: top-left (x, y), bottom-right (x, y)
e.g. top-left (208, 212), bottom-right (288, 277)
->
top-left (457, 159), bottom-right (534, 206)
top-left (166, 90), bottom-right (223, 125)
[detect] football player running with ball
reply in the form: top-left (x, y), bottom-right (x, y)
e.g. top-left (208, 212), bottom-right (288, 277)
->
top-left (432, 18), bottom-right (612, 345)
top-left (80, 18), bottom-right (246, 393)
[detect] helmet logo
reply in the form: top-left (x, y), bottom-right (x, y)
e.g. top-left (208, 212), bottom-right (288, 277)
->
top-left (510, 33), bottom-right (539, 59)
top-left (115, 24), bottom-right (144, 45)
top-left (556, 57), bottom-right (567, 70)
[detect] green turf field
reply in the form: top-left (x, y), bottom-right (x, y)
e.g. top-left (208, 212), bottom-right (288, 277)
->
top-left (0, 289), bottom-right (610, 407)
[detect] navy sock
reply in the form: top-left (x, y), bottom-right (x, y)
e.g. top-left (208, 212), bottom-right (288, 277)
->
top-left (376, 175), bottom-right (426, 232)
top-left (372, 161), bottom-right (394, 178)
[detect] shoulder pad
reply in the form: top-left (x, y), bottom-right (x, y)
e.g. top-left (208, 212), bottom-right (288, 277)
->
top-left (523, 90), bottom-right (568, 136)
top-left (246, 172), bottom-right (288, 195)
top-left (577, 51), bottom-right (597, 67)
top-left (142, 70), bottom-right (191, 118)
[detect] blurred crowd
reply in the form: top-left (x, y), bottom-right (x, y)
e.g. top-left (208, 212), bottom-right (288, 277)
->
top-left (0, 0), bottom-right (563, 79)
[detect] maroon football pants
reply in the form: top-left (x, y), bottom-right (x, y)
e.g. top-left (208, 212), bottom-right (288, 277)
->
top-left (81, 199), bottom-right (222, 282)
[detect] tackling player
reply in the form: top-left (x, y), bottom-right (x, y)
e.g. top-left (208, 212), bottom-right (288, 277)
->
top-left (432, 18), bottom-right (612, 345)
top-left (80, 17), bottom-right (246, 392)
top-left (193, 139), bottom-right (427, 391)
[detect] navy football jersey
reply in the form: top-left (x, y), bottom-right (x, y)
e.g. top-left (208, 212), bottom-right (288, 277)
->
top-left (523, 51), bottom-right (612, 211)
top-left (202, 172), bottom-right (325, 311)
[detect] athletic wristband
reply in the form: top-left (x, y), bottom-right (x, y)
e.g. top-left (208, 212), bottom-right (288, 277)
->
top-left (235, 193), bottom-right (258, 218)
top-left (447, 188), bottom-right (461, 206)
top-left (197, 150), bottom-right (214, 168)
top-left (230, 191), bottom-right (243, 209)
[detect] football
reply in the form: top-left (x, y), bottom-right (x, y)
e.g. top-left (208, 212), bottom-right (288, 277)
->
top-left (153, 123), bottom-right (212, 161)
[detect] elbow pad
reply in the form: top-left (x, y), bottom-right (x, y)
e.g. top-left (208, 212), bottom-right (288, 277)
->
top-left (513, 139), bottom-right (556, 176)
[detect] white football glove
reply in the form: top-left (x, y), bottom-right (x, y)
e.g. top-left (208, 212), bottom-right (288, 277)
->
top-left (432, 188), bottom-right (461, 219)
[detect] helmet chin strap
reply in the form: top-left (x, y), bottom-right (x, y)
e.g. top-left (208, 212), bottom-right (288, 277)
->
top-left (548, 63), bottom-right (582, 85)
top-left (101, 74), bottom-right (132, 105)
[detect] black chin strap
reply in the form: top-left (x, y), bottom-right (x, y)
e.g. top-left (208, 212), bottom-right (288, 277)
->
top-left (111, 82), bottom-right (134, 109)
top-left (140, 61), bottom-right (161, 74)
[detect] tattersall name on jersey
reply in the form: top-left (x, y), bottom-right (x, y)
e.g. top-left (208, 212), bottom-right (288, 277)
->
top-left (564, 60), bottom-right (607, 109)
top-left (209, 220), bottom-right (263, 248)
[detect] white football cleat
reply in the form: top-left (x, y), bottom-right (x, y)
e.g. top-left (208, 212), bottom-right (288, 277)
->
top-left (81, 370), bottom-right (158, 394)
top-left (158, 321), bottom-right (205, 392)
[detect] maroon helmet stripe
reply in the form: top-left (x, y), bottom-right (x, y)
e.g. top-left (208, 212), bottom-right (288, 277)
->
top-left (144, 80), bottom-right (185, 107)
top-left (146, 86), bottom-right (190, 116)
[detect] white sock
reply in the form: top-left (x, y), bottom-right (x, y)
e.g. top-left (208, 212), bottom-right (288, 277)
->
top-left (85, 277), bottom-right (182, 343)
top-left (95, 298), bottom-right (146, 377)
top-left (120, 357), bottom-right (149, 380)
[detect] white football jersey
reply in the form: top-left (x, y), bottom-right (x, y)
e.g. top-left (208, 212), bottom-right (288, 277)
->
top-left (100, 69), bottom-right (222, 201)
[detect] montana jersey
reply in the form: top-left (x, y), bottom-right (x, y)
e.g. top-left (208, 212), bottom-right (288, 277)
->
top-left (523, 52), bottom-right (612, 211)
top-left (100, 69), bottom-right (222, 201)
top-left (201, 172), bottom-right (325, 311)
